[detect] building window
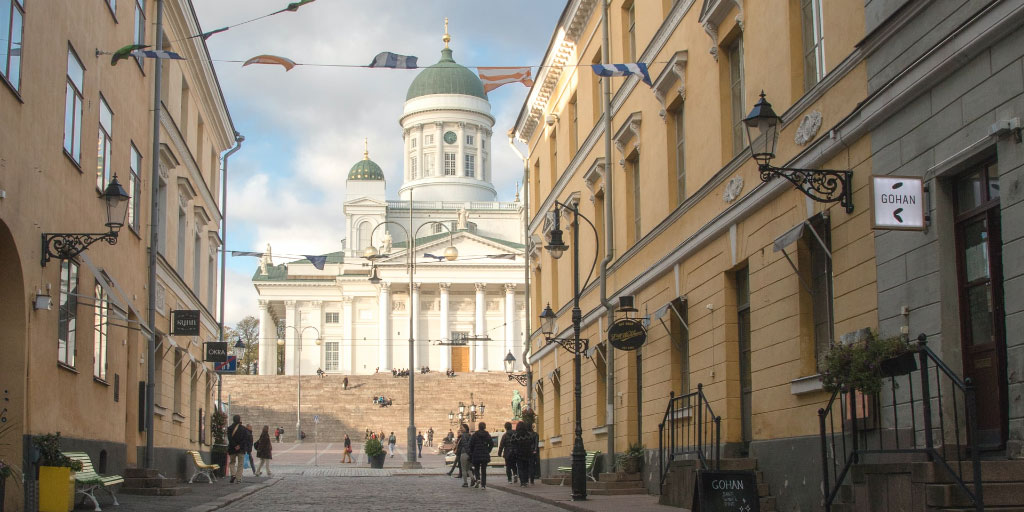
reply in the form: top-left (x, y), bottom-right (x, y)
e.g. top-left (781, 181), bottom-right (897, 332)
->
top-left (410, 156), bottom-right (418, 179)
top-left (728, 38), bottom-right (746, 157)
top-left (672, 105), bottom-right (685, 205)
top-left (128, 144), bottom-right (141, 232)
top-left (433, 223), bottom-right (443, 234)
top-left (358, 221), bottom-right (372, 252)
top-left (193, 231), bottom-right (201, 291)
top-left (444, 152), bottom-right (456, 176)
top-left (157, 178), bottom-right (167, 254)
top-left (626, 2), bottom-right (637, 61)
top-left (591, 51), bottom-right (604, 118)
top-left (801, 0), bottom-right (825, 91)
top-left (97, 95), bottom-right (113, 190)
top-left (464, 154), bottom-right (475, 177)
top-left (93, 282), bottom-right (108, 380)
top-left (594, 344), bottom-right (607, 425)
top-left (133, 0), bottom-right (145, 66)
top-left (465, 134), bottom-right (474, 146)
top-left (735, 266), bottom-right (752, 446)
top-left (1, 0), bottom-right (24, 92)
top-left (481, 155), bottom-right (487, 181)
top-left (173, 349), bottom-right (183, 414)
top-left (801, 215), bottom-right (833, 371)
top-left (325, 312), bottom-right (339, 323)
top-left (177, 207), bottom-right (187, 273)
top-left (207, 253), bottom-right (216, 307)
top-left (569, 95), bottom-right (578, 155)
top-left (325, 342), bottom-right (339, 371)
top-left (551, 373), bottom-right (562, 437)
top-left (411, 138), bottom-right (417, 149)
top-left (425, 134), bottom-right (434, 145)
top-left (628, 154), bottom-right (642, 243)
top-left (668, 298), bottom-right (689, 394)
top-left (423, 154), bottom-right (434, 176)
top-left (64, 46), bottom-right (85, 163)
top-left (180, 78), bottom-right (189, 137)
top-left (58, 260), bottom-right (79, 367)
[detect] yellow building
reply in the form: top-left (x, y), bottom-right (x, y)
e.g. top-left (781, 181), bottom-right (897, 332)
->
top-left (0, 1), bottom-right (235, 509)
top-left (515, 1), bottom-right (875, 508)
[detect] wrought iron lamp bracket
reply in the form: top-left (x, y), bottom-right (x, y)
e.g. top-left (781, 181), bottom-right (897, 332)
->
top-left (759, 164), bottom-right (854, 214)
top-left (507, 373), bottom-right (529, 386)
top-left (546, 336), bottom-right (589, 355)
top-left (41, 231), bottom-right (118, 267)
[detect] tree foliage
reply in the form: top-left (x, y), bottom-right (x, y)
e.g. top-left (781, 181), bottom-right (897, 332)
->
top-left (226, 315), bottom-right (259, 374)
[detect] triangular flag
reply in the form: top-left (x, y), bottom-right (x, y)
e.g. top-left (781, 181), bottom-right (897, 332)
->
top-left (591, 63), bottom-right (652, 87)
top-left (304, 255), bottom-right (327, 270)
top-left (478, 67), bottom-right (534, 93)
top-left (243, 55), bottom-right (297, 71)
top-left (368, 52), bottom-right (418, 69)
top-left (110, 44), bottom-right (149, 65)
top-left (131, 50), bottom-right (184, 61)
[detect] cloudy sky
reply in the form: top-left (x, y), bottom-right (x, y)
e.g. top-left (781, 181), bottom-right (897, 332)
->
top-left (191, 0), bottom-right (563, 327)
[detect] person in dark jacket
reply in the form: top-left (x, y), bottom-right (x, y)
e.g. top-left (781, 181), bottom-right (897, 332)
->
top-left (227, 415), bottom-right (252, 483)
top-left (529, 422), bottom-right (540, 484)
top-left (246, 424), bottom-right (258, 475)
top-left (448, 423), bottom-right (471, 484)
top-left (254, 425), bottom-right (273, 477)
top-left (497, 421), bottom-right (517, 483)
top-left (468, 422), bottom-right (494, 489)
top-left (341, 434), bottom-right (353, 463)
top-left (512, 422), bottom-right (532, 487)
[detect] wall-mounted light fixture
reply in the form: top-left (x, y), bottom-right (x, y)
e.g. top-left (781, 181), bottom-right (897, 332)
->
top-left (41, 175), bottom-right (131, 266)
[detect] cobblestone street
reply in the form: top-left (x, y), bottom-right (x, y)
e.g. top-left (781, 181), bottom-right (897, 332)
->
top-left (218, 474), bottom-right (565, 512)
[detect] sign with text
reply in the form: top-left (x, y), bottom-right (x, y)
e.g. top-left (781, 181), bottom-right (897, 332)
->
top-left (171, 309), bottom-right (201, 336)
top-left (608, 318), bottom-right (647, 351)
top-left (695, 470), bottom-right (759, 512)
top-left (871, 176), bottom-right (925, 230)
top-left (204, 342), bottom-right (228, 363)
top-left (215, 355), bottom-right (237, 373)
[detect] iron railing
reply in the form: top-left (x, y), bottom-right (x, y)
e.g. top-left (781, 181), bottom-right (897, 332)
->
top-left (819, 336), bottom-right (983, 511)
top-left (658, 383), bottom-right (721, 493)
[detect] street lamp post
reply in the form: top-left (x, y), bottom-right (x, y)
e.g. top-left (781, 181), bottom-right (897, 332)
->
top-left (364, 220), bottom-right (458, 469)
top-left (277, 325), bottom-right (321, 443)
top-left (540, 199), bottom-right (599, 501)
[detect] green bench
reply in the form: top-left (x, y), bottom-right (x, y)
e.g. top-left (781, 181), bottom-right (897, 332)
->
top-left (556, 450), bottom-right (601, 485)
top-left (62, 452), bottom-right (123, 511)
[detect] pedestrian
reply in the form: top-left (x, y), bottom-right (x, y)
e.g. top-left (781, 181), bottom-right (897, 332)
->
top-left (529, 422), bottom-right (540, 484)
top-left (388, 432), bottom-right (397, 457)
top-left (246, 424), bottom-right (258, 476)
top-left (227, 415), bottom-right (252, 484)
top-left (512, 421), bottom-right (532, 487)
top-left (416, 431), bottom-right (424, 458)
top-left (427, 427), bottom-right (434, 447)
top-left (452, 423), bottom-right (472, 486)
top-left (343, 377), bottom-right (349, 390)
top-left (497, 421), bottom-right (517, 483)
top-left (255, 425), bottom-right (273, 477)
top-left (469, 422), bottom-right (493, 489)
top-left (341, 433), bottom-right (353, 463)
top-left (274, 427), bottom-right (281, 443)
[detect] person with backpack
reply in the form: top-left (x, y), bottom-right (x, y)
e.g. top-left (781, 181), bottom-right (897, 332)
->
top-left (468, 422), bottom-right (494, 489)
top-left (497, 421), bottom-right (517, 483)
top-left (227, 415), bottom-right (252, 483)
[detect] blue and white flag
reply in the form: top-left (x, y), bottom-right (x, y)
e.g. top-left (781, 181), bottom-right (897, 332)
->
top-left (591, 63), bottom-right (652, 86)
top-left (304, 255), bottom-right (327, 270)
top-left (368, 52), bottom-right (418, 69)
top-left (132, 50), bottom-right (184, 60)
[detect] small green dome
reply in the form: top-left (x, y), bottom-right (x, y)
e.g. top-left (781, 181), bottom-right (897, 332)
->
top-left (406, 48), bottom-right (486, 101)
top-left (348, 157), bottom-right (384, 181)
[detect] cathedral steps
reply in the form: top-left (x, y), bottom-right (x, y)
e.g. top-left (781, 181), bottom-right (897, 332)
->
top-left (221, 372), bottom-right (522, 442)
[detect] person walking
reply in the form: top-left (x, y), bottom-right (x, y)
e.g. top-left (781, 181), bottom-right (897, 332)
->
top-left (452, 423), bottom-right (472, 486)
top-left (388, 432), bottom-right (397, 458)
top-left (341, 434), bottom-right (353, 463)
top-left (416, 431), bottom-right (424, 458)
top-left (497, 421), bottom-right (517, 483)
top-left (427, 427), bottom-right (434, 447)
top-left (246, 424), bottom-right (258, 476)
top-left (468, 422), bottom-right (493, 489)
top-left (254, 425), bottom-right (273, 477)
top-left (512, 422), bottom-right (532, 487)
top-left (274, 427), bottom-right (281, 443)
top-left (342, 377), bottom-right (349, 390)
top-left (529, 422), bottom-right (540, 484)
top-left (227, 415), bottom-right (252, 484)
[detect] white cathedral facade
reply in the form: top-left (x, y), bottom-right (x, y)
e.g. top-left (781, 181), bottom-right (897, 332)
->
top-left (255, 38), bottom-right (526, 376)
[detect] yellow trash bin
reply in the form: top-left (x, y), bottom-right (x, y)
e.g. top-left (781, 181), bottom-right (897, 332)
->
top-left (38, 466), bottom-right (74, 512)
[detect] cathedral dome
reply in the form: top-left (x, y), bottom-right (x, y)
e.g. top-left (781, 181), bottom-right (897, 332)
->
top-left (406, 48), bottom-right (486, 101)
top-left (347, 156), bottom-right (384, 181)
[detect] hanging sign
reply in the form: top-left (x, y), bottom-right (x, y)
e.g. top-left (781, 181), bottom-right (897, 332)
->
top-left (694, 470), bottom-right (760, 512)
top-left (215, 356), bottom-right (237, 373)
top-left (871, 176), bottom-right (926, 230)
top-left (204, 342), bottom-right (228, 363)
top-left (607, 318), bottom-right (647, 351)
top-left (171, 310), bottom-right (201, 336)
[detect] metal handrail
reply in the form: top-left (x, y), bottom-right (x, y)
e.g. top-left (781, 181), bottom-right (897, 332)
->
top-left (658, 383), bottom-right (721, 493)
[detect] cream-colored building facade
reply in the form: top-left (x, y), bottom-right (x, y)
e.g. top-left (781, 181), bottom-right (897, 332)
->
top-left (0, 1), bottom-right (234, 509)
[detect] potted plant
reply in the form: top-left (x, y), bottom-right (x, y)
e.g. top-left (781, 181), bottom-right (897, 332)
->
top-left (364, 438), bottom-right (386, 469)
top-left (210, 410), bottom-right (228, 477)
top-left (822, 332), bottom-right (915, 395)
top-left (616, 442), bottom-right (645, 474)
top-left (33, 433), bottom-right (81, 512)
top-left (521, 407), bottom-right (536, 428)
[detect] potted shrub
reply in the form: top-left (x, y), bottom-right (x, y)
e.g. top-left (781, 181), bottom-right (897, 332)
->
top-left (33, 433), bottom-right (81, 512)
top-left (210, 410), bottom-right (228, 477)
top-left (822, 332), bottom-right (915, 395)
top-left (364, 438), bottom-right (385, 469)
top-left (616, 442), bottom-right (645, 474)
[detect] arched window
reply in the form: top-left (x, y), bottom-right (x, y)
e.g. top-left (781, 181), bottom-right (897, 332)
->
top-left (358, 221), bottom-right (372, 251)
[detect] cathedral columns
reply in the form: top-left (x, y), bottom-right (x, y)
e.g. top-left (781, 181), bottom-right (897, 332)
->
top-left (439, 282), bottom-right (451, 370)
top-left (412, 283), bottom-right (421, 369)
top-left (504, 284), bottom-right (516, 369)
top-left (476, 125), bottom-right (484, 181)
top-left (342, 296), bottom-right (354, 374)
top-left (257, 300), bottom-right (273, 375)
top-left (474, 283), bottom-right (487, 371)
top-left (284, 300), bottom-right (296, 376)
top-left (378, 282), bottom-right (391, 370)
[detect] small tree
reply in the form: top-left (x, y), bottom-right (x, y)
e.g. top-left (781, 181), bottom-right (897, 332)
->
top-left (211, 410), bottom-right (227, 446)
top-left (226, 315), bottom-right (259, 375)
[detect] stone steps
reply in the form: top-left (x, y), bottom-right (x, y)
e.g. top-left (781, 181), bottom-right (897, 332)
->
top-left (119, 467), bottom-right (191, 496)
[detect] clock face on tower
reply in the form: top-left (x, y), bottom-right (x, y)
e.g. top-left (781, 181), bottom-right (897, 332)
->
top-left (443, 131), bottom-right (457, 144)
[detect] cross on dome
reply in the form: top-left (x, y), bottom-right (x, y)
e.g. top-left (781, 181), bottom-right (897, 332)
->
top-left (443, 18), bottom-right (450, 49)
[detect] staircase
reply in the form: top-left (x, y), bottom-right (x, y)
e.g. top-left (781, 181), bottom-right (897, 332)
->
top-left (221, 372), bottom-right (520, 442)
top-left (119, 468), bottom-right (190, 496)
top-left (831, 460), bottom-right (1024, 511)
top-left (590, 472), bottom-right (647, 495)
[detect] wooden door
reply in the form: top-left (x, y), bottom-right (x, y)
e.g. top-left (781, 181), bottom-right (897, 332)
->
top-left (954, 161), bottom-right (1007, 448)
top-left (452, 347), bottom-right (470, 373)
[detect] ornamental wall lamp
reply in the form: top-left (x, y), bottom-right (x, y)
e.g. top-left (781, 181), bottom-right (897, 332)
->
top-left (41, 175), bottom-right (131, 266)
top-left (743, 92), bottom-right (854, 213)
top-left (504, 351), bottom-right (529, 386)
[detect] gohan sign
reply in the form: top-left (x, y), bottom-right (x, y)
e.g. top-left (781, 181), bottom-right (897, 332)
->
top-left (871, 176), bottom-right (925, 230)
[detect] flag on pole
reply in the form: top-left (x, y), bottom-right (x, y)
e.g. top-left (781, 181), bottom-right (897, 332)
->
top-left (368, 52), bottom-right (418, 69)
top-left (478, 67), bottom-right (534, 93)
top-left (591, 63), bottom-right (652, 86)
top-left (131, 50), bottom-right (184, 61)
top-left (304, 255), bottom-right (327, 270)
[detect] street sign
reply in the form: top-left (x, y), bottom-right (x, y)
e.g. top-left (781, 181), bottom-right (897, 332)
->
top-left (871, 175), bottom-right (925, 230)
top-left (215, 356), bottom-right (237, 372)
top-left (695, 470), bottom-right (759, 512)
top-left (608, 318), bottom-right (647, 351)
top-left (204, 342), bottom-right (228, 362)
top-left (171, 310), bottom-right (200, 336)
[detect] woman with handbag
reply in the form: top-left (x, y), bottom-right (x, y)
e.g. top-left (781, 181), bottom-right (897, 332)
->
top-left (341, 434), bottom-right (353, 463)
top-left (254, 425), bottom-right (273, 477)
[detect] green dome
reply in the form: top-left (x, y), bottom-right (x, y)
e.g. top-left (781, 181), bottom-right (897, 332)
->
top-left (406, 48), bottom-right (486, 101)
top-left (348, 157), bottom-right (384, 181)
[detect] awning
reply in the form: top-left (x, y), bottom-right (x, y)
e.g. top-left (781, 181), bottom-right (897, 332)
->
top-left (772, 219), bottom-right (831, 294)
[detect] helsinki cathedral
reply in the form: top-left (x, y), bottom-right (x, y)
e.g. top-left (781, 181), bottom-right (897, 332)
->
top-left (254, 31), bottom-right (526, 376)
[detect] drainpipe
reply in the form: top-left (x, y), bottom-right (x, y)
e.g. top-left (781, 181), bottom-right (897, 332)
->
top-left (508, 132), bottom-right (532, 407)
top-left (217, 132), bottom-right (244, 415)
top-left (145, 0), bottom-right (164, 470)
top-left (599, 0), bottom-right (617, 472)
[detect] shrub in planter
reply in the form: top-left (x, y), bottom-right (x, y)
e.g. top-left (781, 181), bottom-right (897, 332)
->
top-left (210, 411), bottom-right (228, 476)
top-left (616, 442), bottom-right (645, 474)
top-left (33, 433), bottom-right (81, 512)
top-left (822, 332), bottom-right (914, 395)
top-left (364, 438), bottom-right (386, 468)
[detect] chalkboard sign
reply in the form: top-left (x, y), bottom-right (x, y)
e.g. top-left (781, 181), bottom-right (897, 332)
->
top-left (695, 470), bottom-right (759, 512)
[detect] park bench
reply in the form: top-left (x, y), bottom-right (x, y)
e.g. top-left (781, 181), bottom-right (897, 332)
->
top-left (62, 451), bottom-right (122, 512)
top-left (186, 450), bottom-right (220, 483)
top-left (556, 450), bottom-right (601, 486)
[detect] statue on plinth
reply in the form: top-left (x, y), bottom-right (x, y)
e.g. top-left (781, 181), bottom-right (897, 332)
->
top-left (511, 389), bottom-right (523, 421)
